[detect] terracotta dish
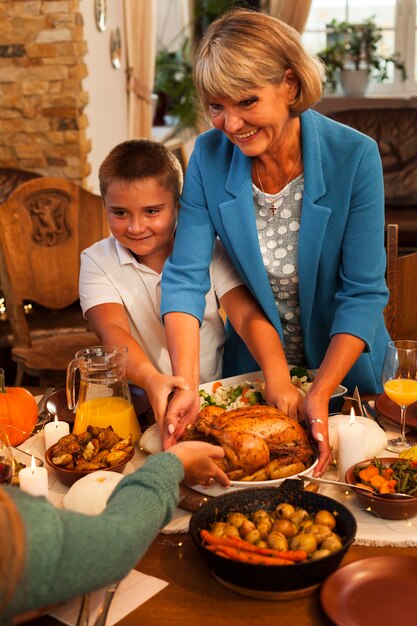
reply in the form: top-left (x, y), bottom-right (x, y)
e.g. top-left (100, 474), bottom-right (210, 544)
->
top-left (45, 445), bottom-right (134, 487)
top-left (321, 556), bottom-right (417, 625)
top-left (345, 457), bottom-right (417, 520)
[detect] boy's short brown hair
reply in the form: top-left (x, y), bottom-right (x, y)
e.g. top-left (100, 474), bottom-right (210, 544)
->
top-left (99, 139), bottom-right (183, 202)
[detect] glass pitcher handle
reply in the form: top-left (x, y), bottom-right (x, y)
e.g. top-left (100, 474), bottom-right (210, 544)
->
top-left (66, 358), bottom-right (79, 410)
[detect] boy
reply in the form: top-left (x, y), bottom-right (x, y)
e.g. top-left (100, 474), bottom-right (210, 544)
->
top-left (80, 140), bottom-right (301, 445)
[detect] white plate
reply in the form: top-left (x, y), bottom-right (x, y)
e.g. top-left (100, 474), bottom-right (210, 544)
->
top-left (189, 457), bottom-right (318, 497)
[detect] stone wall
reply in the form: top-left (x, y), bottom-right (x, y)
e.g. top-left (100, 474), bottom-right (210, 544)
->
top-left (0, 0), bottom-right (90, 185)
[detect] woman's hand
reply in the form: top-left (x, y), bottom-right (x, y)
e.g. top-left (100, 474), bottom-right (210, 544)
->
top-left (162, 387), bottom-right (201, 450)
top-left (264, 379), bottom-right (304, 421)
top-left (303, 391), bottom-right (332, 476)
top-left (168, 441), bottom-right (230, 487)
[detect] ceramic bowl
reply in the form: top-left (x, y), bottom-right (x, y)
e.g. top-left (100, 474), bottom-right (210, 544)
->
top-left (345, 457), bottom-right (417, 520)
top-left (45, 445), bottom-right (134, 487)
top-left (190, 480), bottom-right (357, 596)
top-left (328, 384), bottom-right (348, 414)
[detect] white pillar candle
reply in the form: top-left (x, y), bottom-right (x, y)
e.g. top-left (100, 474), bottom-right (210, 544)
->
top-left (19, 455), bottom-right (49, 497)
top-left (337, 408), bottom-right (365, 481)
top-left (44, 416), bottom-right (70, 451)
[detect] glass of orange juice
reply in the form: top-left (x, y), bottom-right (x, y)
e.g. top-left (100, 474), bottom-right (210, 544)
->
top-left (382, 340), bottom-right (417, 452)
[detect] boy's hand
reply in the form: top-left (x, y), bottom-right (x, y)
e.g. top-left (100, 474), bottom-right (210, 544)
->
top-left (162, 387), bottom-right (200, 450)
top-left (145, 372), bottom-right (190, 430)
top-left (168, 441), bottom-right (230, 487)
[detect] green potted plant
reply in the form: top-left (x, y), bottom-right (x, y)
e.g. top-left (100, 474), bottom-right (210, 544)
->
top-left (317, 17), bottom-right (407, 95)
top-left (154, 38), bottom-right (199, 131)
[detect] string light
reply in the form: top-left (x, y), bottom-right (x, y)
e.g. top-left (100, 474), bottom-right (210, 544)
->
top-left (0, 297), bottom-right (34, 322)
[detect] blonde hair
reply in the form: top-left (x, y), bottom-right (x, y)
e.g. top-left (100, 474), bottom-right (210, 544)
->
top-left (0, 489), bottom-right (25, 613)
top-left (193, 8), bottom-right (325, 117)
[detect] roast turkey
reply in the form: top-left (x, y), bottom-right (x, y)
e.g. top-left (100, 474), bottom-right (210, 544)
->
top-left (181, 405), bottom-right (314, 481)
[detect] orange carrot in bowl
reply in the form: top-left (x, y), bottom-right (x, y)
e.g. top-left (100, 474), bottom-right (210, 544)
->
top-left (358, 465), bottom-right (378, 482)
top-left (206, 544), bottom-right (294, 565)
top-left (200, 530), bottom-right (307, 562)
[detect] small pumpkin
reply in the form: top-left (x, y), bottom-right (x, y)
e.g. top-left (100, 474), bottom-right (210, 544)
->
top-left (0, 368), bottom-right (38, 446)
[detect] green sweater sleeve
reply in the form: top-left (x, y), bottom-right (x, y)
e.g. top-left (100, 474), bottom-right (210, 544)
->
top-left (5, 452), bottom-right (184, 621)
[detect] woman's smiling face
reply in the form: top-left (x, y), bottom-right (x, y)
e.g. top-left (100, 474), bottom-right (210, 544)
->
top-left (207, 76), bottom-right (297, 158)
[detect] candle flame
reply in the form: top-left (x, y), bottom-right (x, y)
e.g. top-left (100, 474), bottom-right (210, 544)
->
top-left (54, 415), bottom-right (59, 426)
top-left (349, 407), bottom-right (356, 425)
top-left (31, 455), bottom-right (36, 473)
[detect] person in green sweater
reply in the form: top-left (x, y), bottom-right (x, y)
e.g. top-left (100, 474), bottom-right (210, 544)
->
top-left (0, 440), bottom-right (228, 624)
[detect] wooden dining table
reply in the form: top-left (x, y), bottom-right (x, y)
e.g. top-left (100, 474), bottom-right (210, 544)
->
top-left (21, 394), bottom-right (417, 626)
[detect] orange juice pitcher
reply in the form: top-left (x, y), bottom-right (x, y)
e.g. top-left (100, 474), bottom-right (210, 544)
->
top-left (66, 345), bottom-right (141, 443)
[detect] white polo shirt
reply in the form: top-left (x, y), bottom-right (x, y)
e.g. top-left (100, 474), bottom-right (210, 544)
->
top-left (79, 236), bottom-right (243, 383)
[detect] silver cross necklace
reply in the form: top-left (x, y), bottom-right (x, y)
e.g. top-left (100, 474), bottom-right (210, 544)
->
top-left (255, 151), bottom-right (302, 215)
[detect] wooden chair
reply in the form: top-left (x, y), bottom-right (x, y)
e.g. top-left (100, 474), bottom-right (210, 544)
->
top-left (0, 177), bottom-right (109, 386)
top-left (385, 223), bottom-right (417, 341)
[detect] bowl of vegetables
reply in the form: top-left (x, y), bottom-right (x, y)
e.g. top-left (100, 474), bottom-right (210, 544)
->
top-left (345, 457), bottom-right (417, 520)
top-left (198, 368), bottom-right (347, 414)
top-left (190, 479), bottom-right (356, 596)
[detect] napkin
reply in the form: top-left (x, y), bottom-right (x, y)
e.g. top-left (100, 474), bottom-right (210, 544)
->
top-left (161, 508), bottom-right (191, 533)
top-left (49, 569), bottom-right (168, 626)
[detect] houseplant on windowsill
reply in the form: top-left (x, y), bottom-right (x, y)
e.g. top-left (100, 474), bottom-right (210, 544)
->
top-left (154, 38), bottom-right (200, 131)
top-left (317, 17), bottom-right (407, 96)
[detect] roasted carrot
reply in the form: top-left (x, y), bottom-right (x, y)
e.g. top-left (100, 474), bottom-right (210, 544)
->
top-left (358, 465), bottom-right (378, 482)
top-left (369, 474), bottom-right (386, 489)
top-left (254, 548), bottom-right (307, 562)
top-left (201, 530), bottom-right (307, 562)
top-left (240, 386), bottom-right (251, 403)
top-left (201, 530), bottom-right (257, 552)
top-left (382, 467), bottom-right (394, 480)
top-left (207, 544), bottom-right (294, 565)
top-left (212, 381), bottom-right (223, 393)
top-left (205, 545), bottom-right (232, 559)
top-left (379, 479), bottom-right (397, 494)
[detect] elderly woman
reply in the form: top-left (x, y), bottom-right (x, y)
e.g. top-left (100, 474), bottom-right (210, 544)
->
top-left (160, 8), bottom-right (390, 475)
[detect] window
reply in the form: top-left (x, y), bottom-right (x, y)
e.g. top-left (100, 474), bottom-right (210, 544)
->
top-left (303, 0), bottom-right (417, 95)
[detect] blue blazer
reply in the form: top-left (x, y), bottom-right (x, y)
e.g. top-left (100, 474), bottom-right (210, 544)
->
top-left (161, 109), bottom-right (390, 393)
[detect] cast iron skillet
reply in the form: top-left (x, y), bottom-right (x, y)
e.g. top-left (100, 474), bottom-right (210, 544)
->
top-left (190, 479), bottom-right (357, 593)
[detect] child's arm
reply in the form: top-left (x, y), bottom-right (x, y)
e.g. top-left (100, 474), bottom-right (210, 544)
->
top-left (85, 303), bottom-right (189, 431)
top-left (219, 286), bottom-right (303, 420)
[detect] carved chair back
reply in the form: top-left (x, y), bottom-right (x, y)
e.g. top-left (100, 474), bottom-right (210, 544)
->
top-left (385, 223), bottom-right (417, 341)
top-left (0, 177), bottom-right (109, 384)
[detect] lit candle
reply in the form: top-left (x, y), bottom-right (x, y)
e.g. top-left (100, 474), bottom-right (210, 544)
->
top-left (337, 408), bottom-right (365, 482)
top-left (19, 455), bottom-right (49, 497)
top-left (44, 416), bottom-right (70, 451)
